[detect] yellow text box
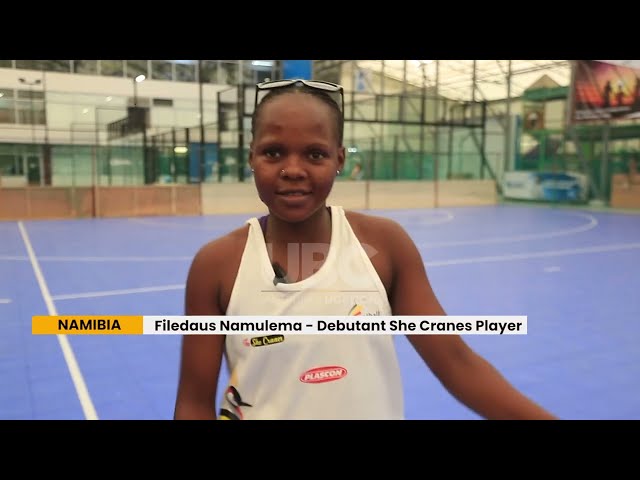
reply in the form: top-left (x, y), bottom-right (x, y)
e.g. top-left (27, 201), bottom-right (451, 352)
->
top-left (32, 316), bottom-right (143, 335)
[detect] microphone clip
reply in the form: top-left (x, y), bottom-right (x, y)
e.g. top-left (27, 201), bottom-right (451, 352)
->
top-left (272, 262), bottom-right (289, 285)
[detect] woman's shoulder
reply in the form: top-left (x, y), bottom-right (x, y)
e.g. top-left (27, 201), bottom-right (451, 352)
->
top-left (191, 223), bottom-right (250, 268)
top-left (343, 208), bottom-right (405, 235)
top-left (340, 208), bottom-right (408, 254)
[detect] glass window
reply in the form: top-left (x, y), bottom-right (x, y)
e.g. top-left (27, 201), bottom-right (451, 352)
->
top-left (151, 60), bottom-right (173, 80)
top-left (42, 60), bottom-right (71, 72)
top-left (73, 60), bottom-right (98, 75)
top-left (257, 70), bottom-right (272, 83)
top-left (175, 62), bottom-right (196, 82)
top-left (16, 60), bottom-right (46, 70)
top-left (16, 90), bottom-right (45, 125)
top-left (243, 60), bottom-right (276, 85)
top-left (101, 60), bottom-right (124, 77)
top-left (199, 60), bottom-right (218, 83)
top-left (242, 61), bottom-right (257, 85)
top-left (127, 60), bottom-right (148, 79)
top-left (315, 63), bottom-right (341, 84)
top-left (153, 98), bottom-right (173, 107)
top-left (17, 90), bottom-right (44, 101)
top-left (220, 62), bottom-right (238, 85)
top-left (0, 89), bottom-right (15, 123)
top-left (0, 154), bottom-right (23, 175)
top-left (16, 101), bottom-right (35, 124)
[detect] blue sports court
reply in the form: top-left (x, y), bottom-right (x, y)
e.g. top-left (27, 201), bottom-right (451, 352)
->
top-left (1, 204), bottom-right (638, 420)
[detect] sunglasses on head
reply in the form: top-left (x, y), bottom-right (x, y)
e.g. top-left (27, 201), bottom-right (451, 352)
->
top-left (254, 78), bottom-right (345, 113)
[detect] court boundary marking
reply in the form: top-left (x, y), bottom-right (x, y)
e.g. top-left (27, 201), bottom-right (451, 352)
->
top-left (52, 284), bottom-right (185, 301)
top-left (425, 242), bottom-right (640, 267)
top-left (128, 217), bottom-right (246, 231)
top-left (418, 211), bottom-right (598, 248)
top-left (38, 241), bottom-right (640, 301)
top-left (1, 211), bottom-right (603, 265)
top-left (17, 221), bottom-right (98, 421)
top-left (128, 210), bottom-right (458, 229)
top-left (0, 255), bottom-right (192, 262)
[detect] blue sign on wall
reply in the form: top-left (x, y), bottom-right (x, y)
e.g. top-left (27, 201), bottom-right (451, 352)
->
top-left (283, 60), bottom-right (312, 80)
top-left (189, 142), bottom-right (218, 182)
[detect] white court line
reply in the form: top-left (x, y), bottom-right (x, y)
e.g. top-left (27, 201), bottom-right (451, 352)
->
top-left (405, 211), bottom-right (455, 226)
top-left (53, 284), bottom-right (185, 301)
top-left (128, 217), bottom-right (232, 230)
top-left (425, 242), bottom-right (640, 267)
top-left (129, 210), bottom-right (456, 229)
top-left (0, 298), bottom-right (12, 304)
top-left (17, 221), bottom-right (98, 421)
top-left (419, 211), bottom-right (598, 248)
top-left (0, 255), bottom-right (190, 262)
top-left (38, 255), bottom-right (192, 262)
top-left (52, 242), bottom-right (640, 301)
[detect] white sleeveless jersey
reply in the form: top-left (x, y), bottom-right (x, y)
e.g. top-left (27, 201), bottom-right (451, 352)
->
top-left (221, 205), bottom-right (405, 420)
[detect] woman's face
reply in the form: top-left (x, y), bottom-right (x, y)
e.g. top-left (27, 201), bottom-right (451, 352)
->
top-left (249, 92), bottom-right (345, 224)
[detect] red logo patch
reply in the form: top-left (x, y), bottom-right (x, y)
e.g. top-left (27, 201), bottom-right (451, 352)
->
top-left (299, 366), bottom-right (348, 384)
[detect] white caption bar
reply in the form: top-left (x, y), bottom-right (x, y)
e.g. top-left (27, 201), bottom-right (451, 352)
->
top-left (143, 316), bottom-right (527, 335)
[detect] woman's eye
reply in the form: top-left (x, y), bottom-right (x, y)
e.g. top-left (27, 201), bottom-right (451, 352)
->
top-left (264, 149), bottom-right (281, 158)
top-left (309, 151), bottom-right (327, 161)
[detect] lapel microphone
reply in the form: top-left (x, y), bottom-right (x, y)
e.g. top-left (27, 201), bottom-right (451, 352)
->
top-left (272, 262), bottom-right (289, 285)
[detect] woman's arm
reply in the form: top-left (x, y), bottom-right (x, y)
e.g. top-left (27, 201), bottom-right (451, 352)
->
top-left (384, 220), bottom-right (557, 420)
top-left (173, 240), bottom-right (227, 420)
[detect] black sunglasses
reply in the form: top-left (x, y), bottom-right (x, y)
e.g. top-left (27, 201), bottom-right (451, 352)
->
top-left (254, 79), bottom-right (345, 113)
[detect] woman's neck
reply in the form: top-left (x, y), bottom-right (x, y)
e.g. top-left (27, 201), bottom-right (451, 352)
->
top-left (265, 206), bottom-right (332, 246)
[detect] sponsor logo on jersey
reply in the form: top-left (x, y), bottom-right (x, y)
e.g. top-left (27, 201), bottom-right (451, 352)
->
top-left (219, 385), bottom-right (252, 420)
top-left (243, 335), bottom-right (285, 347)
top-left (348, 304), bottom-right (381, 316)
top-left (299, 365), bottom-right (348, 384)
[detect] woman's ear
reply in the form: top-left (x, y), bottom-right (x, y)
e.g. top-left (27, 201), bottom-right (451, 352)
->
top-left (248, 144), bottom-right (255, 170)
top-left (337, 146), bottom-right (346, 174)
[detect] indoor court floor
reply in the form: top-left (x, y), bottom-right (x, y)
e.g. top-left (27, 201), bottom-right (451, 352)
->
top-left (1, 203), bottom-right (638, 420)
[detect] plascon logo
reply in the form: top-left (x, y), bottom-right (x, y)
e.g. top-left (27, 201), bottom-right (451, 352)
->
top-left (299, 366), bottom-right (348, 384)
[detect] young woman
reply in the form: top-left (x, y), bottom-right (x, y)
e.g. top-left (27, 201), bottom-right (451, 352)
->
top-left (173, 79), bottom-right (557, 420)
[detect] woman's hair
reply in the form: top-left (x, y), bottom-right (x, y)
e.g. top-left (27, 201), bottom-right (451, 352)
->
top-left (251, 85), bottom-right (344, 145)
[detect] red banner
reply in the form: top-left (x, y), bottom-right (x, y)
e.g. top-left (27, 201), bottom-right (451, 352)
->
top-left (571, 60), bottom-right (640, 122)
